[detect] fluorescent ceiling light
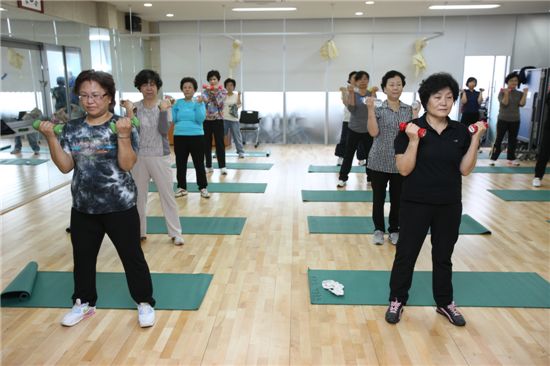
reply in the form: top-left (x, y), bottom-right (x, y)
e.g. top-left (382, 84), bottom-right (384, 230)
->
top-left (355, 11), bottom-right (364, 16)
top-left (429, 4), bottom-right (500, 10)
top-left (365, 1), bottom-right (375, 4)
top-left (0, 7), bottom-right (6, 11)
top-left (144, 3), bottom-right (152, 7)
top-left (166, 13), bottom-right (174, 17)
top-left (232, 7), bottom-right (297, 12)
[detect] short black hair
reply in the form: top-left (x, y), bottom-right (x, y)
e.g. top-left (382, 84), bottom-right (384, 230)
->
top-left (505, 71), bottom-right (520, 84)
top-left (207, 70), bottom-right (221, 82)
top-left (134, 69), bottom-right (163, 90)
top-left (180, 77), bottom-right (197, 91)
top-left (354, 71), bottom-right (370, 82)
top-left (465, 77), bottom-right (477, 86)
top-left (74, 69), bottom-right (116, 110)
top-left (381, 70), bottom-right (406, 91)
top-left (347, 71), bottom-right (357, 83)
top-left (417, 72), bottom-right (459, 110)
top-left (224, 78), bottom-right (236, 88)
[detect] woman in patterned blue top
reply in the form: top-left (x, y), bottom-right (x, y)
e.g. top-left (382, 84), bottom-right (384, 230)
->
top-left (35, 70), bottom-right (156, 329)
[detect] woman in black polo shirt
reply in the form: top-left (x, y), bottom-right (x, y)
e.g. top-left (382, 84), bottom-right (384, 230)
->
top-left (385, 73), bottom-right (486, 326)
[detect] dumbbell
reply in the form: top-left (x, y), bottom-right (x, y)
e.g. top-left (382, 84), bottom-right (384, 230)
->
top-left (32, 120), bottom-right (64, 135)
top-left (468, 121), bottom-right (488, 135)
top-left (399, 122), bottom-right (426, 138)
top-left (109, 116), bottom-right (140, 134)
top-left (202, 84), bottom-right (223, 91)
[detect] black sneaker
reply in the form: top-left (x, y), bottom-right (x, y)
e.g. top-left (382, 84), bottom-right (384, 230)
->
top-left (385, 298), bottom-right (404, 324)
top-left (436, 301), bottom-right (466, 326)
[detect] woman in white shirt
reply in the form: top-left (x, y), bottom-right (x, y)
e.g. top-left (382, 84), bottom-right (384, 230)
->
top-left (223, 78), bottom-right (245, 158)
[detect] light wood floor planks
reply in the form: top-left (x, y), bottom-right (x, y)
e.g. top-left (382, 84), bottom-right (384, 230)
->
top-left (1, 144), bottom-right (549, 365)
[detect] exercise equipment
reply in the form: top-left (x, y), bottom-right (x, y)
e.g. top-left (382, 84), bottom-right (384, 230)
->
top-left (109, 116), bottom-right (140, 134)
top-left (32, 120), bottom-right (64, 135)
top-left (202, 84), bottom-right (223, 92)
top-left (399, 122), bottom-right (426, 138)
top-left (468, 121), bottom-right (488, 135)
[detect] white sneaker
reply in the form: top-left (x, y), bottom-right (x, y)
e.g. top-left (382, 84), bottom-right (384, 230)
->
top-left (533, 178), bottom-right (542, 187)
top-left (172, 236), bottom-right (184, 245)
top-left (489, 160), bottom-right (496, 166)
top-left (238, 153), bottom-right (245, 159)
top-left (200, 188), bottom-right (210, 198)
top-left (205, 167), bottom-right (214, 174)
top-left (507, 160), bottom-right (520, 166)
top-left (175, 188), bottom-right (188, 197)
top-left (373, 230), bottom-right (384, 245)
top-left (337, 157), bottom-right (343, 166)
top-left (389, 232), bottom-right (399, 245)
top-left (220, 167), bottom-right (228, 175)
top-left (61, 299), bottom-right (96, 327)
top-left (337, 180), bottom-right (346, 188)
top-left (358, 159), bottom-right (366, 166)
top-left (137, 303), bottom-right (155, 328)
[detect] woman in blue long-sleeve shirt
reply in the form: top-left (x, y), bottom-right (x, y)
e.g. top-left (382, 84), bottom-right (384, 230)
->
top-left (172, 77), bottom-right (210, 198)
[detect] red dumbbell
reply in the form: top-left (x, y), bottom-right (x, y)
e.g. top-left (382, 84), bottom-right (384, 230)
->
top-left (399, 122), bottom-right (426, 138)
top-left (468, 121), bottom-right (488, 135)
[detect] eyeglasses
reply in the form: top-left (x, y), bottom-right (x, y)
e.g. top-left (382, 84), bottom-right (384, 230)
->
top-left (78, 93), bottom-right (107, 102)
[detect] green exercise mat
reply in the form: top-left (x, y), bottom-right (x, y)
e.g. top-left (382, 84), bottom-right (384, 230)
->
top-left (171, 162), bottom-right (273, 170)
top-left (147, 216), bottom-right (246, 235)
top-left (307, 214), bottom-right (490, 235)
top-left (308, 165), bottom-right (365, 173)
top-left (473, 166), bottom-right (549, 174)
top-left (149, 182), bottom-right (267, 193)
top-left (302, 190), bottom-right (391, 202)
top-left (488, 189), bottom-right (550, 201)
top-left (0, 158), bottom-right (48, 166)
top-left (308, 269), bottom-right (550, 308)
top-left (215, 151), bottom-right (270, 157)
top-left (1, 261), bottom-right (212, 310)
top-left (19, 147), bottom-right (50, 153)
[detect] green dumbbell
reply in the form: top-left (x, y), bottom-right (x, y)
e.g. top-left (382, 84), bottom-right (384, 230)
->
top-left (32, 120), bottom-right (64, 135)
top-left (109, 116), bottom-right (140, 134)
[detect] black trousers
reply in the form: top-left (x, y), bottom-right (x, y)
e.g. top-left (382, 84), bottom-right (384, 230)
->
top-left (490, 119), bottom-right (520, 161)
top-left (70, 206), bottom-right (155, 307)
top-left (204, 119), bottom-right (226, 168)
top-left (369, 170), bottom-right (403, 233)
top-left (535, 117), bottom-right (550, 179)
top-left (389, 201), bottom-right (462, 307)
top-left (338, 129), bottom-right (372, 181)
top-left (335, 121), bottom-right (366, 159)
top-left (174, 135), bottom-right (208, 190)
top-left (460, 112), bottom-right (479, 126)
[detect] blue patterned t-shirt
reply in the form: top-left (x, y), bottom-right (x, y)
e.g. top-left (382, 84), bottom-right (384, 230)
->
top-left (59, 115), bottom-right (139, 214)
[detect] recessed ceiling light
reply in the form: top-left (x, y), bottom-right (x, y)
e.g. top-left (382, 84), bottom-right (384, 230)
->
top-left (365, 1), bottom-right (375, 5)
top-left (0, 7), bottom-right (6, 11)
top-left (166, 13), bottom-right (174, 17)
top-left (232, 7), bottom-right (297, 12)
top-left (355, 11), bottom-right (364, 16)
top-left (144, 3), bottom-right (152, 7)
top-left (429, 4), bottom-right (500, 10)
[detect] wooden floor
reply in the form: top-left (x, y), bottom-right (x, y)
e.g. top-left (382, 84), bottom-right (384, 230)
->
top-left (1, 144), bottom-right (549, 366)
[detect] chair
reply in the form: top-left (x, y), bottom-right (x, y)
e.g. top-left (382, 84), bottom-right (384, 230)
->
top-left (239, 110), bottom-right (262, 148)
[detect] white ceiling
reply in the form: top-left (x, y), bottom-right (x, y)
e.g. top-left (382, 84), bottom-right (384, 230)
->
top-left (107, 1), bottom-right (550, 21)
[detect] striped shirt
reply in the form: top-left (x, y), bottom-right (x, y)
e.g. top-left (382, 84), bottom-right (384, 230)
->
top-left (367, 100), bottom-right (413, 173)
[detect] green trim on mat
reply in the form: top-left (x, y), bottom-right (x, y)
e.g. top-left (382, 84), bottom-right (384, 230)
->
top-left (308, 165), bottom-right (365, 173)
top-left (0, 158), bottom-right (48, 166)
top-left (488, 189), bottom-right (550, 202)
top-left (1, 262), bottom-right (212, 310)
top-left (147, 216), bottom-right (246, 235)
top-left (215, 151), bottom-right (270, 157)
top-left (149, 182), bottom-right (267, 193)
top-left (302, 190), bottom-right (390, 202)
top-left (307, 214), bottom-right (490, 235)
top-left (308, 269), bottom-right (550, 308)
top-left (473, 166), bottom-right (550, 174)
top-left (171, 162), bottom-right (273, 170)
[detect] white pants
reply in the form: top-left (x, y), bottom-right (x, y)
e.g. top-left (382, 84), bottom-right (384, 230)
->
top-left (132, 155), bottom-right (181, 238)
